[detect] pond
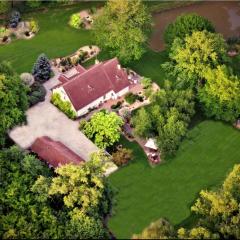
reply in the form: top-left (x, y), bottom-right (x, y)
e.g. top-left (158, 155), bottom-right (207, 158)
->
top-left (149, 1), bottom-right (240, 51)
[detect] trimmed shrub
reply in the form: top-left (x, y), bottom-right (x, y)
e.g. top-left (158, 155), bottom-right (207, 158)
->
top-left (69, 13), bottom-right (82, 29)
top-left (125, 92), bottom-right (138, 104)
top-left (9, 11), bottom-right (21, 28)
top-left (112, 147), bottom-right (133, 166)
top-left (29, 19), bottom-right (39, 33)
top-left (32, 53), bottom-right (51, 83)
top-left (28, 82), bottom-right (46, 106)
top-left (51, 92), bottom-right (76, 119)
top-left (20, 72), bottom-right (35, 86)
top-left (111, 101), bottom-right (122, 110)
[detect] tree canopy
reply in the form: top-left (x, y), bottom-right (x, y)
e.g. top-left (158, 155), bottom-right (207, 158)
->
top-left (0, 147), bottom-right (113, 239)
top-left (164, 13), bottom-right (215, 46)
top-left (132, 81), bottom-right (195, 157)
top-left (93, 0), bottom-right (152, 63)
top-left (0, 61), bottom-right (28, 146)
top-left (163, 31), bottom-right (227, 89)
top-left (198, 65), bottom-right (240, 122)
top-left (80, 111), bottom-right (124, 149)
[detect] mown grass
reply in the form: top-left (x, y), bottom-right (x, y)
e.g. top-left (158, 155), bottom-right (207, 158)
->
top-left (0, 2), bottom-right (103, 73)
top-left (108, 121), bottom-right (240, 238)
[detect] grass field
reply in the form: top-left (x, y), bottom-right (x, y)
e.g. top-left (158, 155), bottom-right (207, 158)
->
top-left (108, 120), bottom-right (240, 238)
top-left (0, 2), bottom-right (103, 73)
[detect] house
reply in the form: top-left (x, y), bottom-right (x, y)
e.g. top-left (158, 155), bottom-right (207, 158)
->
top-left (31, 136), bottom-right (85, 168)
top-left (52, 58), bottom-right (130, 117)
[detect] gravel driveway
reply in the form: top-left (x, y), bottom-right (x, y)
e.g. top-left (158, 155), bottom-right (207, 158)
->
top-left (9, 69), bottom-right (99, 162)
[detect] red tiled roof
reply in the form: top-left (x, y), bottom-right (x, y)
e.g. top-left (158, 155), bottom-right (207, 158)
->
top-left (31, 136), bottom-right (85, 168)
top-left (75, 64), bottom-right (86, 74)
top-left (58, 58), bottom-right (130, 111)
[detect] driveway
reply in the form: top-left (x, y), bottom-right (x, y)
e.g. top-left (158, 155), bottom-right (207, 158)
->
top-left (9, 68), bottom-right (99, 162)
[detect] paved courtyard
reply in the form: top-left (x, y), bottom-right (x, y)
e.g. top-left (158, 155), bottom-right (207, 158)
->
top-left (9, 69), bottom-right (99, 162)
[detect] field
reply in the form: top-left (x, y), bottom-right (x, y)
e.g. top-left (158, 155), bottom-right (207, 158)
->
top-left (108, 121), bottom-right (240, 238)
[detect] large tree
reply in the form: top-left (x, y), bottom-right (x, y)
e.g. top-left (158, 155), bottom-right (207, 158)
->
top-left (0, 147), bottom-right (112, 239)
top-left (0, 1), bottom-right (10, 15)
top-left (164, 13), bottom-right (215, 46)
top-left (80, 111), bottom-right (124, 149)
top-left (162, 31), bottom-right (227, 89)
top-left (0, 62), bottom-right (28, 146)
top-left (198, 65), bottom-right (240, 122)
top-left (132, 81), bottom-right (195, 157)
top-left (93, 0), bottom-right (152, 63)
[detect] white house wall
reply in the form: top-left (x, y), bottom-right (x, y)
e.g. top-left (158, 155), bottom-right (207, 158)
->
top-left (53, 86), bottom-right (130, 117)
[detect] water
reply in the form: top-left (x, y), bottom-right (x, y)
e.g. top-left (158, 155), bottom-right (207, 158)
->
top-left (149, 1), bottom-right (240, 51)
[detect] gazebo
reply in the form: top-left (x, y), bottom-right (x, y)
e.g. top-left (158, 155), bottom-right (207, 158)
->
top-left (144, 138), bottom-right (158, 151)
top-left (144, 138), bottom-right (160, 164)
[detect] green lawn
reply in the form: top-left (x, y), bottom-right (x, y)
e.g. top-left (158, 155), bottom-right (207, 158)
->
top-left (108, 120), bottom-right (240, 238)
top-left (0, 2), bottom-right (103, 73)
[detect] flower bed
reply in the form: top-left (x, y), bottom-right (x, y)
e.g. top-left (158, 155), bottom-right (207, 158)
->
top-left (51, 45), bottom-right (100, 72)
top-left (0, 20), bottom-right (39, 45)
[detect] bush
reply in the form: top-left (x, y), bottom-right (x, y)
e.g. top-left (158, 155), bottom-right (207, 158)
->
top-left (164, 13), bottom-right (215, 46)
top-left (51, 92), bottom-right (76, 119)
top-left (29, 19), bottom-right (39, 33)
top-left (28, 82), bottom-right (46, 106)
top-left (9, 11), bottom-right (21, 28)
top-left (111, 101), bottom-right (122, 109)
top-left (125, 93), bottom-right (138, 104)
top-left (112, 148), bottom-right (133, 166)
top-left (69, 13), bottom-right (82, 29)
top-left (90, 7), bottom-right (97, 14)
top-left (26, 0), bottom-right (42, 8)
top-left (0, 27), bottom-right (8, 38)
top-left (20, 72), bottom-right (34, 86)
top-left (32, 53), bottom-right (51, 83)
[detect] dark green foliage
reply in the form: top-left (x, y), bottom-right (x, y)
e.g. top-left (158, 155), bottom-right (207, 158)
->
top-left (0, 1), bottom-right (10, 15)
top-left (125, 92), bottom-right (138, 104)
top-left (32, 53), bottom-right (51, 83)
top-left (164, 13), bottom-right (215, 46)
top-left (9, 11), bottom-right (21, 28)
top-left (0, 147), bottom-right (113, 239)
top-left (26, 0), bottom-right (42, 9)
top-left (0, 61), bottom-right (28, 146)
top-left (28, 82), bottom-right (46, 106)
top-left (111, 101), bottom-right (122, 110)
top-left (132, 81), bottom-right (195, 157)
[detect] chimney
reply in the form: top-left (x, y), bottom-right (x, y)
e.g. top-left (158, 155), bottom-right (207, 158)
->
top-left (95, 59), bottom-right (99, 65)
top-left (117, 64), bottom-right (121, 70)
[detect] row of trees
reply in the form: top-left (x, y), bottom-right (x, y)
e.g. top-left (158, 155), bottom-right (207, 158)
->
top-left (133, 164), bottom-right (240, 239)
top-left (0, 146), bottom-right (113, 239)
top-left (132, 81), bottom-right (195, 157)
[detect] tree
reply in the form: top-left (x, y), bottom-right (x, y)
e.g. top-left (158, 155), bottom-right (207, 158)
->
top-left (32, 53), bottom-right (51, 83)
top-left (0, 147), bottom-right (112, 239)
top-left (132, 81), bottom-right (195, 157)
top-left (69, 13), bottom-right (82, 29)
top-left (132, 218), bottom-right (175, 239)
top-left (198, 65), bottom-right (240, 122)
top-left (112, 147), bottom-right (133, 166)
top-left (132, 108), bottom-right (152, 137)
top-left (0, 61), bottom-right (28, 146)
top-left (93, 0), bottom-right (152, 63)
top-left (163, 31), bottom-right (227, 89)
top-left (0, 1), bottom-right (10, 15)
top-left (80, 111), bottom-right (124, 149)
top-left (26, 0), bottom-right (42, 8)
top-left (164, 13), bottom-right (215, 46)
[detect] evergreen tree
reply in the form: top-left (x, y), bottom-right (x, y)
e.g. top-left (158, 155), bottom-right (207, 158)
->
top-left (32, 54), bottom-right (51, 83)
